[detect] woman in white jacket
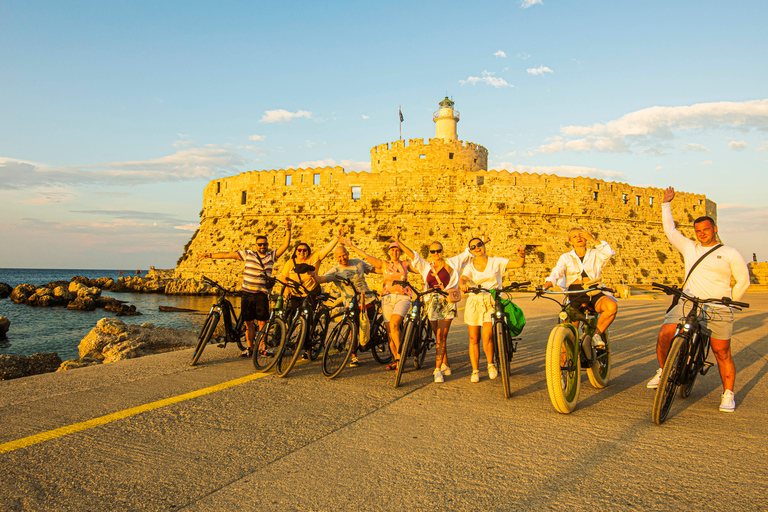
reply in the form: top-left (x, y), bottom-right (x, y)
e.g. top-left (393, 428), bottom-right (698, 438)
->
top-left (392, 236), bottom-right (473, 383)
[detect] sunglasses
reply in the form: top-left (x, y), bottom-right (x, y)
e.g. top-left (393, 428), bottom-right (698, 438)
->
top-left (469, 241), bottom-right (484, 250)
top-left (429, 249), bottom-right (443, 254)
top-left (257, 242), bottom-right (268, 247)
top-left (296, 248), bottom-right (309, 253)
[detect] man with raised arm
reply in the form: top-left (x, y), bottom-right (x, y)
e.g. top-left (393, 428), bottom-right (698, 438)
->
top-left (647, 187), bottom-right (749, 413)
top-left (198, 217), bottom-right (292, 357)
top-left (543, 228), bottom-right (617, 349)
top-left (314, 242), bottom-right (378, 368)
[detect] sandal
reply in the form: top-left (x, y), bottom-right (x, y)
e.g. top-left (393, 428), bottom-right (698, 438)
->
top-left (385, 360), bottom-right (399, 371)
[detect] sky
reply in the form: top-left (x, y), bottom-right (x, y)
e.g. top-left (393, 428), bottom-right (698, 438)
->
top-left (1, 0), bottom-right (767, 269)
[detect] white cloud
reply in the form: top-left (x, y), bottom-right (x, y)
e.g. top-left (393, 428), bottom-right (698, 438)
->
top-left (174, 223), bottom-right (199, 232)
top-left (249, 134), bottom-right (266, 141)
top-left (729, 140), bottom-right (748, 150)
top-left (362, 114), bottom-right (369, 119)
top-left (757, 141), bottom-right (768, 152)
top-left (655, 166), bottom-right (662, 171)
top-left (517, 52), bottom-right (531, 60)
top-left (520, 0), bottom-right (543, 8)
top-left (259, 109), bottom-right (312, 123)
top-left (489, 163), bottom-right (625, 179)
top-left (682, 143), bottom-right (711, 152)
top-left (295, 158), bottom-right (371, 173)
top-left (700, 160), bottom-right (713, 165)
top-left (530, 99), bottom-right (768, 155)
top-left (527, 66), bottom-right (553, 76)
top-left (459, 71), bottom-right (512, 88)
top-left (494, 50), bottom-right (507, 58)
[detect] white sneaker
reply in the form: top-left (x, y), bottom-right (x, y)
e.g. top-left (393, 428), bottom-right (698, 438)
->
top-left (433, 368), bottom-right (444, 383)
top-left (719, 390), bottom-right (735, 413)
top-left (440, 364), bottom-right (452, 376)
top-left (593, 333), bottom-right (606, 349)
top-left (470, 370), bottom-right (480, 383)
top-left (487, 364), bottom-right (498, 380)
top-left (647, 368), bottom-right (663, 389)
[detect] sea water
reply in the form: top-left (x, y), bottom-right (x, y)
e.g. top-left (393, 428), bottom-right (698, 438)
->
top-left (0, 269), bottom-right (232, 361)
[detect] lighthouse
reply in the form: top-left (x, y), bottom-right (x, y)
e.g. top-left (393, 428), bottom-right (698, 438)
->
top-left (433, 96), bottom-right (460, 141)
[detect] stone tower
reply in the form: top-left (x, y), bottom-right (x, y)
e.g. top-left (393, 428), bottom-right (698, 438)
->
top-left (433, 96), bottom-right (459, 141)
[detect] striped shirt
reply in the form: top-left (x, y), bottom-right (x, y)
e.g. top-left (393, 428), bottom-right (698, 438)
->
top-left (237, 249), bottom-right (277, 294)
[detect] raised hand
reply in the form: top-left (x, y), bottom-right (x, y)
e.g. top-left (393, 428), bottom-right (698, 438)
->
top-left (662, 186), bottom-right (675, 203)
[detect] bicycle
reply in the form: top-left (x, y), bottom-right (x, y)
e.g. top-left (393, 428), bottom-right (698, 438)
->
top-left (250, 283), bottom-right (289, 373)
top-left (320, 276), bottom-right (385, 378)
top-left (533, 283), bottom-right (615, 413)
top-left (650, 283), bottom-right (749, 425)
top-left (464, 281), bottom-right (530, 398)
top-left (391, 281), bottom-right (442, 388)
top-left (190, 276), bottom-right (247, 366)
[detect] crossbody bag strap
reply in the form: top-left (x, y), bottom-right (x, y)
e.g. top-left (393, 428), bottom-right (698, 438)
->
top-left (667, 244), bottom-right (722, 312)
top-left (254, 250), bottom-right (273, 282)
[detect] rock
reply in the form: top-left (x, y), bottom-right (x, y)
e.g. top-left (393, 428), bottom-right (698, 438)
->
top-left (0, 316), bottom-right (9, 337)
top-left (141, 322), bottom-right (155, 329)
top-left (69, 282), bottom-right (101, 299)
top-left (0, 353), bottom-right (62, 380)
top-left (164, 278), bottom-right (216, 295)
top-left (0, 282), bottom-right (14, 298)
top-left (94, 277), bottom-right (115, 289)
top-left (158, 306), bottom-right (198, 312)
top-left (44, 280), bottom-right (70, 290)
top-left (67, 296), bottom-right (96, 311)
top-left (57, 357), bottom-right (102, 371)
top-left (10, 283), bottom-right (38, 304)
top-left (70, 319), bottom-right (196, 365)
top-left (53, 286), bottom-right (75, 301)
top-left (71, 275), bottom-right (92, 286)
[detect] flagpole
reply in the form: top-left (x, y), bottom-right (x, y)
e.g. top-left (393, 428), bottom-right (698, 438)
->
top-left (399, 105), bottom-right (402, 141)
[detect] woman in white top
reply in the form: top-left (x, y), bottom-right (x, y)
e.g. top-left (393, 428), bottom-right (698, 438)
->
top-left (341, 238), bottom-right (416, 369)
top-left (459, 237), bottom-right (525, 383)
top-left (392, 236), bottom-right (473, 383)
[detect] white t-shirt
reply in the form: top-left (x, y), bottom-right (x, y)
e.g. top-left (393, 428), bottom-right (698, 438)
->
top-left (461, 256), bottom-right (510, 291)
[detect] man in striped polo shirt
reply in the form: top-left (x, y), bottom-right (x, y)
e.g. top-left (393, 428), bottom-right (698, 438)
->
top-left (199, 217), bottom-right (292, 356)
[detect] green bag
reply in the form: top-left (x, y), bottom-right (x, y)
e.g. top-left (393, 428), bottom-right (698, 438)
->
top-left (490, 290), bottom-right (526, 337)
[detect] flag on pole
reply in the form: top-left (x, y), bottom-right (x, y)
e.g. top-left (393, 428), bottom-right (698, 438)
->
top-left (399, 108), bottom-right (404, 122)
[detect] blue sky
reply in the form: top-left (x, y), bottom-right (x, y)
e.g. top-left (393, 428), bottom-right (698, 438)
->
top-left (1, 0), bottom-right (766, 269)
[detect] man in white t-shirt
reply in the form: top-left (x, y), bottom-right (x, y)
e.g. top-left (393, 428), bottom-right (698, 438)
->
top-left (647, 187), bottom-right (750, 413)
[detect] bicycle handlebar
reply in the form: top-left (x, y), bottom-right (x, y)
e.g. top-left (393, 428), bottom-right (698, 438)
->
top-left (201, 275), bottom-right (239, 295)
top-left (392, 280), bottom-right (448, 297)
top-left (651, 282), bottom-right (749, 309)
top-left (466, 281), bottom-right (531, 295)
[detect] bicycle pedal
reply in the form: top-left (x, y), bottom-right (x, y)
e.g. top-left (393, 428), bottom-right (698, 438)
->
top-left (217, 343), bottom-right (226, 349)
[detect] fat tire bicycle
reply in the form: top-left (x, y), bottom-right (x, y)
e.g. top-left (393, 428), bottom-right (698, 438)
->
top-left (465, 282), bottom-right (530, 398)
top-left (650, 283), bottom-right (749, 425)
top-left (190, 276), bottom-right (247, 366)
top-left (534, 283), bottom-right (615, 413)
top-left (391, 281), bottom-right (443, 388)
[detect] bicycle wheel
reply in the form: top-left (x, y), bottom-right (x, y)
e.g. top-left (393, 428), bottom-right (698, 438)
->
top-left (277, 317), bottom-right (308, 378)
top-left (495, 322), bottom-right (512, 399)
top-left (680, 333), bottom-right (703, 398)
top-left (191, 311), bottom-right (219, 366)
top-left (253, 318), bottom-right (286, 372)
top-left (370, 317), bottom-right (393, 364)
top-left (322, 318), bottom-right (356, 379)
top-left (308, 309), bottom-right (330, 361)
top-left (234, 322), bottom-right (247, 352)
top-left (652, 335), bottom-right (688, 425)
top-left (545, 325), bottom-right (581, 414)
top-left (394, 319), bottom-right (416, 388)
top-left (414, 321), bottom-right (431, 370)
top-left (586, 333), bottom-right (611, 389)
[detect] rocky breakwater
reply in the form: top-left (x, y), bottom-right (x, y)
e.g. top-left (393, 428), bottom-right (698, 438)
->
top-left (1, 353), bottom-right (62, 381)
top-left (58, 318), bottom-right (197, 371)
top-left (8, 280), bottom-right (141, 316)
top-left (73, 273), bottom-right (217, 296)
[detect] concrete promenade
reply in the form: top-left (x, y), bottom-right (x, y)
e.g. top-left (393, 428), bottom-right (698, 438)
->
top-left (1, 294), bottom-right (767, 511)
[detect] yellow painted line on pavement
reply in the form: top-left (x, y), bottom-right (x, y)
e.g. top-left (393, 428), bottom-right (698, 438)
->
top-left (0, 371), bottom-right (270, 454)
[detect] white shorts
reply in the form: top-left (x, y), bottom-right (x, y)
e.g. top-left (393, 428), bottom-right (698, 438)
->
top-left (464, 293), bottom-right (494, 327)
top-left (382, 293), bottom-right (411, 322)
top-left (664, 303), bottom-right (734, 340)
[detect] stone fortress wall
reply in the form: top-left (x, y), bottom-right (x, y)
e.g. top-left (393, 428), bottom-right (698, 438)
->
top-left (175, 98), bottom-right (722, 293)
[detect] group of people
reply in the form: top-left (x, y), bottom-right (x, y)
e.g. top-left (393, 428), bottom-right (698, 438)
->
top-left (197, 185), bottom-right (750, 414)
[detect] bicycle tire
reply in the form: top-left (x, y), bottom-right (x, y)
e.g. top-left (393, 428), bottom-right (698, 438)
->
top-left (322, 318), bottom-right (355, 379)
top-left (652, 334), bottom-right (688, 425)
top-left (277, 316), bottom-right (308, 378)
top-left (191, 311), bottom-right (219, 366)
top-left (309, 309), bottom-right (330, 361)
top-left (495, 322), bottom-right (512, 399)
top-left (234, 322), bottom-right (247, 352)
top-left (586, 333), bottom-right (611, 389)
top-left (252, 318), bottom-right (286, 372)
top-left (680, 333), bottom-right (703, 398)
top-left (370, 317), bottom-right (393, 364)
top-left (394, 319), bottom-right (416, 388)
top-left (414, 321), bottom-right (431, 370)
top-left (545, 325), bottom-right (581, 414)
